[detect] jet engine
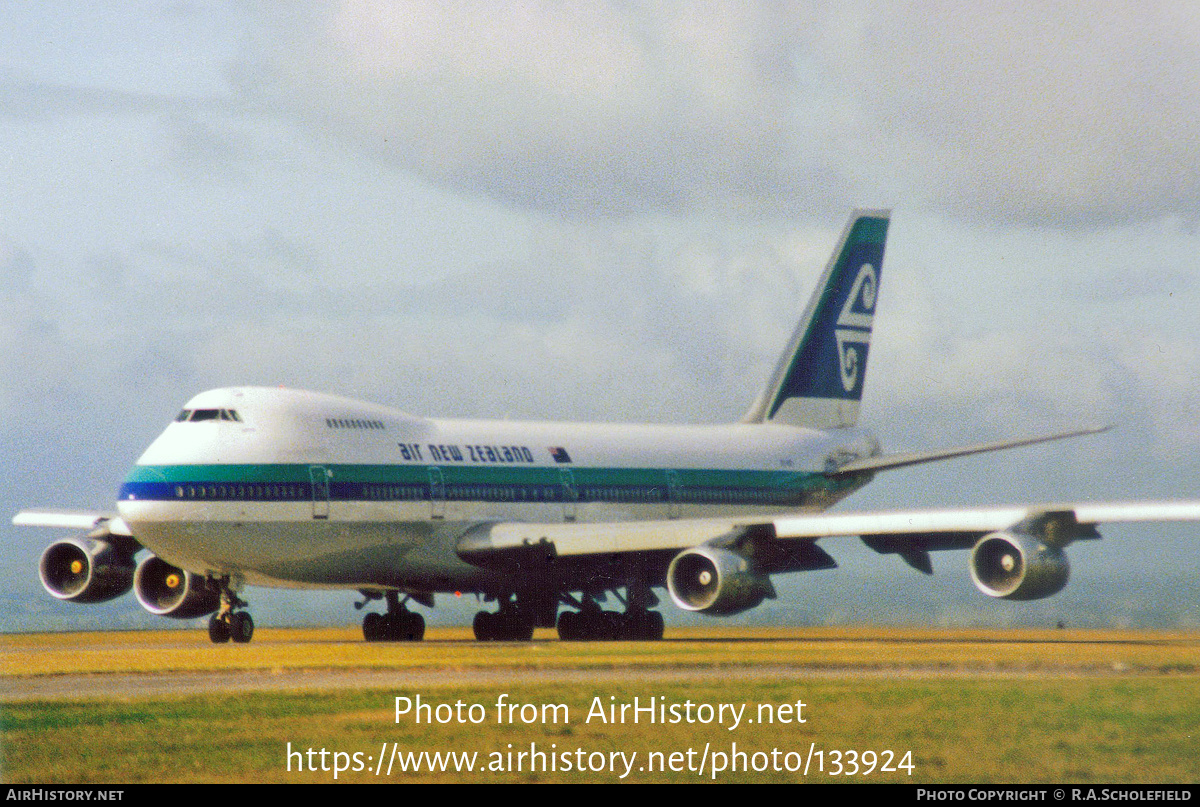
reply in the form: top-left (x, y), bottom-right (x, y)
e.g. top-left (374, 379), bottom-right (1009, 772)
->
top-left (667, 546), bottom-right (775, 615)
top-left (134, 556), bottom-right (219, 618)
top-left (39, 537), bottom-right (136, 603)
top-left (969, 531), bottom-right (1069, 601)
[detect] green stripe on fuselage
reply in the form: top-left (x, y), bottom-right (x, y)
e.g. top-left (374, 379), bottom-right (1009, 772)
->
top-left (124, 463), bottom-right (865, 500)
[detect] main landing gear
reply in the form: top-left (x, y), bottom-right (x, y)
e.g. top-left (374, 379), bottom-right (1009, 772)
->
top-left (469, 586), bottom-right (666, 642)
top-left (472, 591), bottom-right (555, 641)
top-left (473, 606), bottom-right (535, 641)
top-left (556, 608), bottom-right (664, 641)
top-left (556, 584), bottom-right (665, 641)
top-left (361, 591), bottom-right (425, 642)
top-left (207, 580), bottom-right (253, 644)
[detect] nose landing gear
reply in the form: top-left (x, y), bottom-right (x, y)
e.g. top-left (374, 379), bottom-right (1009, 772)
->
top-left (207, 580), bottom-right (253, 644)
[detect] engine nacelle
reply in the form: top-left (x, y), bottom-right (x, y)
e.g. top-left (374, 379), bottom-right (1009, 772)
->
top-left (667, 547), bottom-right (774, 615)
top-left (134, 556), bottom-right (219, 618)
top-left (39, 537), bottom-right (136, 603)
top-left (970, 531), bottom-right (1070, 601)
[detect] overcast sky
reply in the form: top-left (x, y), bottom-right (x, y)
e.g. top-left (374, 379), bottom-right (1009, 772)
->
top-left (4, 2), bottom-right (1199, 629)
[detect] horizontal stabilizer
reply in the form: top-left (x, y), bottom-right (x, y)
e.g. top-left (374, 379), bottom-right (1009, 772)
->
top-left (830, 425), bottom-right (1112, 475)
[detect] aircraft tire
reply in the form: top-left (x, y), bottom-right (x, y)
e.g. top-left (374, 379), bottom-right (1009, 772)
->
top-left (557, 610), bottom-right (588, 641)
top-left (379, 613), bottom-right (420, 641)
top-left (230, 611), bottom-right (254, 644)
top-left (503, 612), bottom-right (534, 641)
top-left (555, 610), bottom-right (573, 641)
top-left (403, 612), bottom-right (425, 641)
top-left (626, 610), bottom-right (664, 641)
top-left (473, 610), bottom-right (494, 641)
top-left (363, 612), bottom-right (385, 642)
top-left (208, 614), bottom-right (231, 644)
top-left (474, 610), bottom-right (532, 641)
top-left (599, 611), bottom-right (623, 640)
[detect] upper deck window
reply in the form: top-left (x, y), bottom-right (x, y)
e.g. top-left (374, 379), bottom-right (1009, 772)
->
top-left (325, 417), bottom-right (385, 430)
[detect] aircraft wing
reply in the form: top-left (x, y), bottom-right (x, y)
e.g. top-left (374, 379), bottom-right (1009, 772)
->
top-left (463, 500), bottom-right (1200, 558)
top-left (12, 509), bottom-right (133, 537)
top-left (774, 500), bottom-right (1200, 540)
top-left (459, 500), bottom-right (1200, 611)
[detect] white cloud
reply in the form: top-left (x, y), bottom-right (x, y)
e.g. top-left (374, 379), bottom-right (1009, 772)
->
top-left (233, 1), bottom-right (833, 215)
top-left (813, 1), bottom-right (1200, 224)
top-left (231, 1), bottom-right (1200, 225)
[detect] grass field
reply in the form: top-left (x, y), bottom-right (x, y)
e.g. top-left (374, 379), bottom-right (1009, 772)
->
top-left (3, 627), bottom-right (1198, 783)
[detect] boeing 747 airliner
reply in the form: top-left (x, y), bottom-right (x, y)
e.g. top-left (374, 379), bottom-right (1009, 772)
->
top-left (15, 210), bottom-right (1200, 643)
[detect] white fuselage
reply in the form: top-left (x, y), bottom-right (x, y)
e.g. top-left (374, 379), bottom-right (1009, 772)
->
top-left (117, 387), bottom-right (879, 593)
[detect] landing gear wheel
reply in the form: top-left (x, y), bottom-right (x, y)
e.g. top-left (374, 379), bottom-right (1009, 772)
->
top-left (363, 611), bottom-right (385, 642)
top-left (394, 612), bottom-right (424, 641)
top-left (230, 611), bottom-right (254, 643)
top-left (623, 610), bottom-right (665, 641)
top-left (474, 610), bottom-right (534, 641)
top-left (599, 610), bottom-right (623, 640)
top-left (498, 612), bottom-right (534, 641)
top-left (364, 609), bottom-right (424, 641)
top-left (473, 610), bottom-right (494, 641)
top-left (208, 614), bottom-right (231, 644)
top-left (556, 610), bottom-right (584, 641)
top-left (205, 577), bottom-right (252, 644)
top-left (643, 610), bottom-right (665, 641)
top-left (557, 609), bottom-right (611, 641)
top-left (557, 609), bottom-right (663, 641)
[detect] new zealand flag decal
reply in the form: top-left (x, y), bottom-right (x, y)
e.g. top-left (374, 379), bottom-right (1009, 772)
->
top-left (549, 447), bottom-right (572, 464)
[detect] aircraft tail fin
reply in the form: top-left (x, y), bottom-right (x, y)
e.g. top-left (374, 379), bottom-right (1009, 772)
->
top-left (742, 209), bottom-right (891, 429)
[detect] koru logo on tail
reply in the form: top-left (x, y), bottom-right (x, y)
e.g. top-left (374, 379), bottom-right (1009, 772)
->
top-left (834, 262), bottom-right (877, 392)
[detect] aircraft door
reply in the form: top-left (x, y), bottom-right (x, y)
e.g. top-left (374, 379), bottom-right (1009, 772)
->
top-left (309, 465), bottom-right (330, 520)
top-left (428, 466), bottom-right (446, 519)
top-left (666, 469), bottom-right (682, 519)
top-left (560, 468), bottom-right (577, 521)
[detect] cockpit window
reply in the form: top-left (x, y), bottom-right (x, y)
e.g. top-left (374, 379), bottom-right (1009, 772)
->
top-left (183, 408), bottom-right (240, 422)
top-left (175, 410), bottom-right (192, 422)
